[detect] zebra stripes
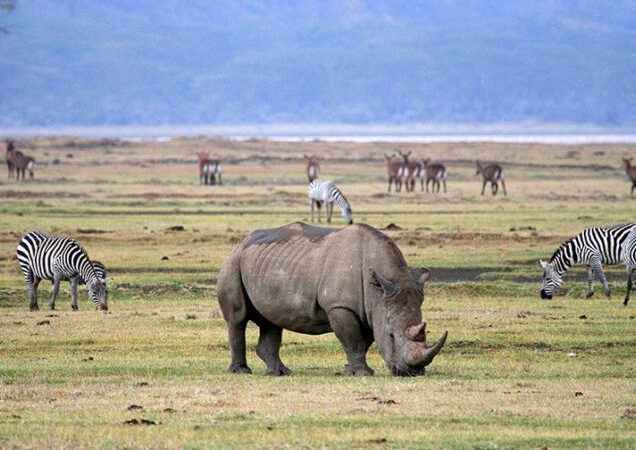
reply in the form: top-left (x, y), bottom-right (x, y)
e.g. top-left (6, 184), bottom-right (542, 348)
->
top-left (621, 226), bottom-right (636, 306)
top-left (308, 179), bottom-right (353, 225)
top-left (540, 223), bottom-right (635, 300)
top-left (16, 231), bottom-right (108, 311)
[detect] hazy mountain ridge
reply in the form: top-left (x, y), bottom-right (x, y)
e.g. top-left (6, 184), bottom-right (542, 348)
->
top-left (1, 0), bottom-right (635, 128)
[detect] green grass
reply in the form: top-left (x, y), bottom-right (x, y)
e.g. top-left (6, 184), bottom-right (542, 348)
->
top-left (0, 137), bottom-right (635, 448)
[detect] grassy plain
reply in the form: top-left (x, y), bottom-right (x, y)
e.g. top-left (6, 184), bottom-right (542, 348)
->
top-left (0, 136), bottom-right (635, 449)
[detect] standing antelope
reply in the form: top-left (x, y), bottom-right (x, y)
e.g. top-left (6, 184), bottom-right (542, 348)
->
top-left (476, 161), bottom-right (506, 196)
top-left (397, 150), bottom-right (421, 192)
top-left (198, 153), bottom-right (222, 185)
top-left (384, 154), bottom-right (403, 193)
top-left (621, 157), bottom-right (636, 195)
top-left (11, 149), bottom-right (35, 180)
top-left (6, 140), bottom-right (15, 178)
top-left (423, 159), bottom-right (447, 193)
top-left (304, 154), bottom-right (320, 182)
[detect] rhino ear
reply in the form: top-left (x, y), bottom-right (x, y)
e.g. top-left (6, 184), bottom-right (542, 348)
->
top-left (369, 268), bottom-right (397, 298)
top-left (409, 267), bottom-right (430, 294)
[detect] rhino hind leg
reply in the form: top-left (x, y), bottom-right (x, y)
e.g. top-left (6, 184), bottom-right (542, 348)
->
top-left (256, 323), bottom-right (292, 376)
top-left (328, 307), bottom-right (374, 376)
top-left (227, 321), bottom-right (252, 374)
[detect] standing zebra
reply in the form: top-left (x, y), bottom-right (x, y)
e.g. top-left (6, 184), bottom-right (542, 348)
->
top-left (539, 223), bottom-right (635, 300)
top-left (308, 179), bottom-right (353, 225)
top-left (620, 226), bottom-right (636, 306)
top-left (16, 231), bottom-right (108, 311)
top-left (476, 161), bottom-right (506, 196)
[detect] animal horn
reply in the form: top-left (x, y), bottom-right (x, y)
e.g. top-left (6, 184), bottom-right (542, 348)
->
top-left (406, 329), bottom-right (448, 367)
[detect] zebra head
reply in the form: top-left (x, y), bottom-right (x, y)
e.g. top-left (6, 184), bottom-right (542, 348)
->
top-left (87, 279), bottom-right (108, 311)
top-left (539, 259), bottom-right (561, 299)
top-left (342, 205), bottom-right (353, 225)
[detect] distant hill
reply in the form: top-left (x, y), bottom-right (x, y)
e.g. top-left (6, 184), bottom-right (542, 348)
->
top-left (1, 1), bottom-right (635, 128)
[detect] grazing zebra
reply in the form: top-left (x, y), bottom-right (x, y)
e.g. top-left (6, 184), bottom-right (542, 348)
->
top-left (621, 157), bottom-right (636, 195)
top-left (476, 161), bottom-right (506, 196)
top-left (621, 226), bottom-right (636, 306)
top-left (423, 159), bottom-right (447, 193)
top-left (384, 154), bottom-right (403, 193)
top-left (16, 231), bottom-right (108, 311)
top-left (304, 154), bottom-right (320, 182)
top-left (539, 223), bottom-right (635, 300)
top-left (308, 179), bottom-right (353, 225)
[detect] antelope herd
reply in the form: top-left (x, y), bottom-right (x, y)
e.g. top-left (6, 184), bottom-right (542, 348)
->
top-left (4, 140), bottom-right (636, 197)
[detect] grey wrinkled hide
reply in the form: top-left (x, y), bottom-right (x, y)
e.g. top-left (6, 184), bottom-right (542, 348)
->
top-left (217, 222), bottom-right (447, 376)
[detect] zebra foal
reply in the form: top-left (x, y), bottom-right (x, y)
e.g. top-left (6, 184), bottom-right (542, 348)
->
top-left (539, 223), bottom-right (635, 301)
top-left (16, 231), bottom-right (108, 311)
top-left (308, 179), bottom-right (353, 225)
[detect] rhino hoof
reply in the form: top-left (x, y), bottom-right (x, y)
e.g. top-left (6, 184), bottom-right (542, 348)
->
top-left (343, 364), bottom-right (374, 376)
top-left (229, 365), bottom-right (252, 374)
top-left (265, 365), bottom-right (292, 376)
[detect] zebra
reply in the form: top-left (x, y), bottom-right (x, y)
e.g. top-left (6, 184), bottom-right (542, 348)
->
top-left (539, 223), bottom-right (635, 300)
top-left (620, 226), bottom-right (636, 306)
top-left (476, 161), bottom-right (506, 196)
top-left (308, 179), bottom-right (353, 225)
top-left (16, 231), bottom-right (108, 311)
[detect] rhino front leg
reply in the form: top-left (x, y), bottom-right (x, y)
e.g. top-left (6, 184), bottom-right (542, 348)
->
top-left (256, 323), bottom-right (291, 376)
top-left (328, 307), bottom-right (374, 376)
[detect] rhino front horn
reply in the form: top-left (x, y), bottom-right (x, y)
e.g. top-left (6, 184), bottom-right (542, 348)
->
top-left (409, 330), bottom-right (448, 368)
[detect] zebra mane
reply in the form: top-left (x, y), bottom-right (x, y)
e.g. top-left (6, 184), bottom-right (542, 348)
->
top-left (549, 238), bottom-right (573, 263)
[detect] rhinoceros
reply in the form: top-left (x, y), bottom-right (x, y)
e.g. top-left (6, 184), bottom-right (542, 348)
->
top-left (216, 221), bottom-right (447, 376)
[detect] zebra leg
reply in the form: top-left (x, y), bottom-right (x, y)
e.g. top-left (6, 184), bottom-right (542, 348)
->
top-left (50, 274), bottom-right (62, 310)
top-left (586, 266), bottom-right (595, 297)
top-left (625, 268), bottom-right (633, 306)
top-left (27, 274), bottom-right (41, 311)
top-left (256, 323), bottom-right (291, 376)
top-left (70, 276), bottom-right (79, 311)
top-left (592, 261), bottom-right (610, 298)
top-left (326, 201), bottom-right (333, 223)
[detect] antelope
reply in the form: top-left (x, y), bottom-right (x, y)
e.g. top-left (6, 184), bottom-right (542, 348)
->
top-left (476, 161), bottom-right (506, 196)
top-left (197, 153), bottom-right (222, 185)
top-left (622, 157), bottom-right (636, 195)
top-left (304, 154), bottom-right (320, 182)
top-left (397, 150), bottom-right (421, 192)
top-left (5, 140), bottom-right (15, 178)
top-left (8, 142), bottom-right (35, 181)
top-left (423, 159), bottom-right (447, 193)
top-left (384, 154), bottom-right (403, 193)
